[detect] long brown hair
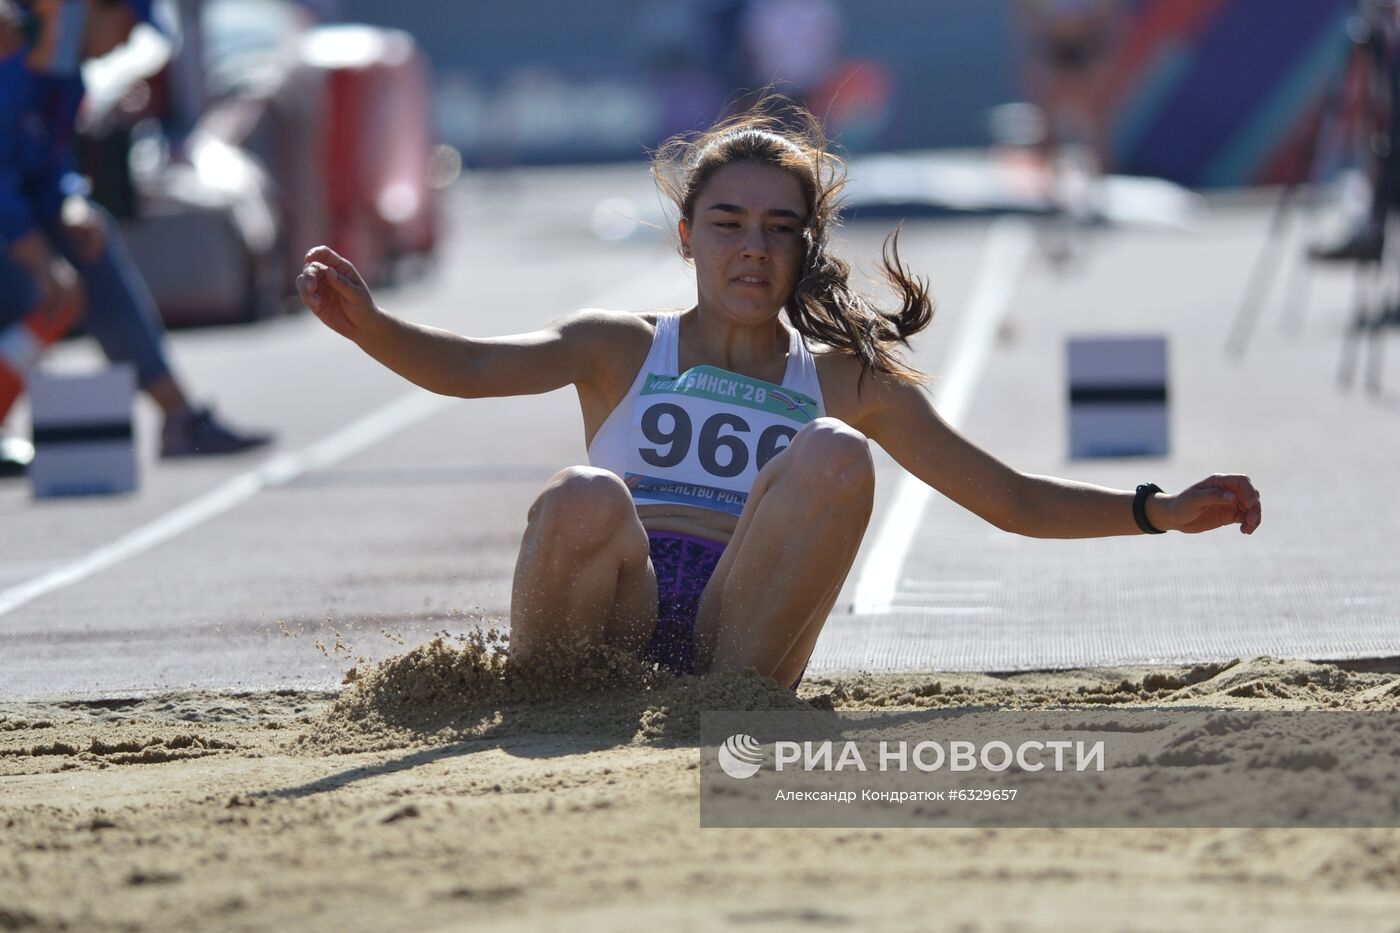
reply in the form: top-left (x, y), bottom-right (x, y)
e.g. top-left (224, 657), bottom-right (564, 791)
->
top-left (651, 96), bottom-right (934, 385)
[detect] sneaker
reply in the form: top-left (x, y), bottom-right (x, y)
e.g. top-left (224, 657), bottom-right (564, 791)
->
top-left (0, 431), bottom-right (33, 476)
top-left (160, 406), bottom-right (273, 458)
top-left (1308, 227), bottom-right (1384, 263)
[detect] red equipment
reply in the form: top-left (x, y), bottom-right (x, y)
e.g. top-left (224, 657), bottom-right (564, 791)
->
top-left (0, 299), bottom-right (82, 421)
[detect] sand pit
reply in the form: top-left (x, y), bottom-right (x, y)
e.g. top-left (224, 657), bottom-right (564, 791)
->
top-left (3, 643), bottom-right (1400, 932)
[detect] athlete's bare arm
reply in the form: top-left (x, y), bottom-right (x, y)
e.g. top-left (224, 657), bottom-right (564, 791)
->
top-left (297, 245), bottom-right (642, 401)
top-left (850, 370), bottom-right (1261, 538)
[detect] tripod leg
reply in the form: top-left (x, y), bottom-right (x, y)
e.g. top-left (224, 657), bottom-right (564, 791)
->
top-left (1226, 187), bottom-right (1297, 359)
top-left (1365, 281), bottom-right (1386, 394)
top-left (1277, 218), bottom-right (1312, 337)
top-left (1338, 260), bottom-right (1376, 389)
top-left (1364, 322), bottom-right (1384, 393)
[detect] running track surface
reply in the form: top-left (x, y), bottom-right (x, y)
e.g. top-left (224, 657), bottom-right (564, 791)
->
top-left (3, 166), bottom-right (1396, 699)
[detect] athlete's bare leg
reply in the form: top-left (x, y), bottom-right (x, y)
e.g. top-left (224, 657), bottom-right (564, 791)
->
top-left (509, 467), bottom-right (658, 661)
top-left (692, 418), bottom-right (875, 686)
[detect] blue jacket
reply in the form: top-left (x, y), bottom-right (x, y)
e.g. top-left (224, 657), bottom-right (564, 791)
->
top-left (0, 48), bottom-right (87, 249)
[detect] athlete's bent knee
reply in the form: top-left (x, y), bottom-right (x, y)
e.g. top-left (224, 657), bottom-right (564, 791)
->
top-left (792, 418), bottom-right (874, 497)
top-left (525, 467), bottom-right (635, 556)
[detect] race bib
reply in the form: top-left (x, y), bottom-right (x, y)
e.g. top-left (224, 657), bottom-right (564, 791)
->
top-left (623, 365), bottom-right (820, 516)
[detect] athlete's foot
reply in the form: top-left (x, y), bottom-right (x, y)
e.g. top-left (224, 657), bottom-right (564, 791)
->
top-left (160, 406), bottom-right (273, 458)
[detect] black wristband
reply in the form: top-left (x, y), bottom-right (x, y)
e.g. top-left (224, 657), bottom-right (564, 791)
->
top-left (1133, 483), bottom-right (1166, 534)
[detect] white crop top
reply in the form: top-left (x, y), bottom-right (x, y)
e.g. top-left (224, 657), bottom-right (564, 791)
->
top-left (588, 312), bottom-right (826, 517)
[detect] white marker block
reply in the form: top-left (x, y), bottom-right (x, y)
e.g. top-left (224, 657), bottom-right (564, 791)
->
top-left (1067, 336), bottom-right (1169, 459)
top-left (29, 366), bottom-right (138, 498)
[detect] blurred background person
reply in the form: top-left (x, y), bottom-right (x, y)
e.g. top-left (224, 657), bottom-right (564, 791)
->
top-left (0, 0), bottom-right (272, 474)
top-left (730, 0), bottom-right (889, 153)
top-left (1018, 0), bottom-right (1125, 175)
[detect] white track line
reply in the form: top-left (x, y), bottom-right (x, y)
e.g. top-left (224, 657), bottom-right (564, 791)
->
top-left (850, 217), bottom-right (1034, 615)
top-left (0, 261), bottom-right (691, 621)
top-left (0, 391), bottom-right (454, 619)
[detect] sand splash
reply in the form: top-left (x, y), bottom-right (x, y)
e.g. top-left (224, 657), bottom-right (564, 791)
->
top-left (300, 630), bottom-right (821, 754)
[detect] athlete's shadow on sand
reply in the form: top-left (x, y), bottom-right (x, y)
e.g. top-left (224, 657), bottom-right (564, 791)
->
top-left (257, 732), bottom-right (636, 801)
top-left (256, 681), bottom-right (824, 800)
top-left (253, 702), bottom-right (1021, 802)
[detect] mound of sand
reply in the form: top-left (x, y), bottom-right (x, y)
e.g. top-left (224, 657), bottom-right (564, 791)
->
top-left (3, 652), bottom-right (1399, 932)
top-left (809, 656), bottom-right (1400, 712)
top-left (303, 631), bottom-right (819, 754)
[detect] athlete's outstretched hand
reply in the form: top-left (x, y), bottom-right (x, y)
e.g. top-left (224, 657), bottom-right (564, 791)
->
top-left (1152, 474), bottom-right (1262, 535)
top-left (297, 246), bottom-right (378, 341)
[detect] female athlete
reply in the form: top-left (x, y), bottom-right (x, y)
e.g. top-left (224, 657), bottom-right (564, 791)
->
top-left (297, 100), bottom-right (1261, 691)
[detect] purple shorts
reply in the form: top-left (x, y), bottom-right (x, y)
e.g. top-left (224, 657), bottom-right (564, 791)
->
top-left (644, 530), bottom-right (724, 677)
top-left (643, 530), bottom-right (806, 691)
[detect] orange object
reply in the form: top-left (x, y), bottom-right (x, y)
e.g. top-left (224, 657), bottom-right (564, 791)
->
top-left (0, 299), bottom-right (81, 422)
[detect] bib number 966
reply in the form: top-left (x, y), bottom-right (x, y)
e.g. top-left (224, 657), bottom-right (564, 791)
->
top-left (640, 403), bottom-right (796, 478)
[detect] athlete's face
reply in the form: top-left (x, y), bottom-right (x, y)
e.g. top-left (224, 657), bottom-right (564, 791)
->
top-left (679, 161), bottom-right (808, 325)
